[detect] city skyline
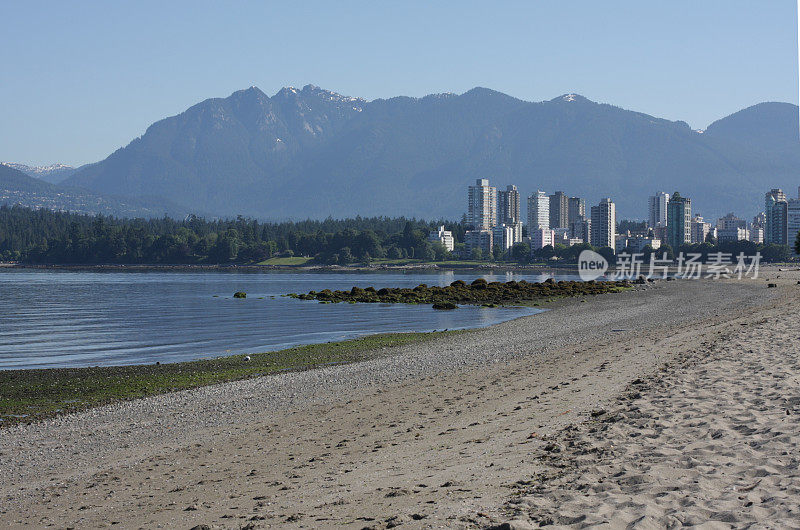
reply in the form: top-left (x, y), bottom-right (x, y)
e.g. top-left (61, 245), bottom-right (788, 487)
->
top-left (460, 177), bottom-right (799, 257)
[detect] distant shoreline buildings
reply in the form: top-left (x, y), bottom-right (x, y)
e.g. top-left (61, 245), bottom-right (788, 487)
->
top-left (430, 179), bottom-right (800, 260)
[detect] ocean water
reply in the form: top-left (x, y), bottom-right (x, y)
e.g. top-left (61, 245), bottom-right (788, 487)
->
top-left (0, 269), bottom-right (579, 369)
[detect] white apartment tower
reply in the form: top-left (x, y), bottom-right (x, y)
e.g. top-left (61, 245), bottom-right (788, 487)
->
top-left (467, 179), bottom-right (497, 230)
top-left (527, 191), bottom-right (550, 230)
top-left (648, 192), bottom-right (670, 228)
top-left (492, 224), bottom-right (515, 251)
top-left (590, 198), bottom-right (616, 249)
top-left (428, 225), bottom-right (455, 252)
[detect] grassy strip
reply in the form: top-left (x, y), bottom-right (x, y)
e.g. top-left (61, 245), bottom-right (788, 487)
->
top-left (0, 330), bottom-right (462, 427)
top-left (257, 256), bottom-right (314, 266)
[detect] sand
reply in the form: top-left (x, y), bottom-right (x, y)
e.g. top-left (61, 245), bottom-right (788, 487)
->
top-left (494, 273), bottom-right (800, 529)
top-left (0, 272), bottom-right (796, 528)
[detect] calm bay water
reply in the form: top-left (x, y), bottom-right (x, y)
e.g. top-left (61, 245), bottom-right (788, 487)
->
top-left (0, 269), bottom-right (576, 370)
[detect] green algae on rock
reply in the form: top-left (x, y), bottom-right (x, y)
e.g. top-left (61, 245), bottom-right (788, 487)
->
top-left (289, 279), bottom-right (631, 306)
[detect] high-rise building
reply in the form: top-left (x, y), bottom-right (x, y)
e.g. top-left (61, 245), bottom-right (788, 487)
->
top-left (749, 226), bottom-right (764, 244)
top-left (691, 215), bottom-right (711, 244)
top-left (787, 198), bottom-right (800, 250)
top-left (509, 222), bottom-right (523, 244)
top-left (590, 198), bottom-right (616, 249)
top-left (666, 192), bottom-right (691, 250)
top-left (497, 185), bottom-right (521, 226)
top-left (549, 191), bottom-right (569, 229)
top-left (765, 189), bottom-right (788, 245)
top-left (428, 225), bottom-right (454, 252)
top-left (567, 197), bottom-right (585, 225)
top-left (648, 192), bottom-right (670, 228)
top-left (569, 216), bottom-right (591, 243)
top-left (467, 178), bottom-right (497, 230)
top-left (653, 225), bottom-right (668, 245)
top-left (527, 191), bottom-right (549, 230)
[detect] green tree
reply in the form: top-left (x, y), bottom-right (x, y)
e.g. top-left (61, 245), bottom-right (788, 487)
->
top-left (511, 242), bottom-right (530, 263)
top-left (597, 246), bottom-right (616, 265)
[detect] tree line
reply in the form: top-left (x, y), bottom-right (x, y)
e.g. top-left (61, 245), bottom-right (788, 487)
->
top-left (0, 205), bottom-right (793, 264)
top-left (0, 205), bottom-right (462, 264)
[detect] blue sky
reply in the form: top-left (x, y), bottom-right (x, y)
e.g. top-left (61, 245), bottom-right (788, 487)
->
top-left (1, 0), bottom-right (797, 166)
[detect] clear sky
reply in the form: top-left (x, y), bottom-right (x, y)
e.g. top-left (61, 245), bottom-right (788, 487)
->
top-left (1, 0), bottom-right (797, 166)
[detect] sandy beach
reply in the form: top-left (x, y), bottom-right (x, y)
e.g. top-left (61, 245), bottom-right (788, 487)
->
top-left (0, 272), bottom-right (797, 528)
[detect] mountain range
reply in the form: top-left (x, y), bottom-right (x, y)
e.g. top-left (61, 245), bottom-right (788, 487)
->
top-left (0, 164), bottom-right (188, 218)
top-left (2, 163), bottom-right (79, 184)
top-left (9, 85), bottom-right (800, 220)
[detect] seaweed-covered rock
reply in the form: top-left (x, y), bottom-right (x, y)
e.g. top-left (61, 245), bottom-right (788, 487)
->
top-left (289, 278), bottom-right (629, 306)
top-left (471, 278), bottom-right (488, 290)
top-left (432, 301), bottom-right (457, 310)
top-left (233, 291), bottom-right (246, 299)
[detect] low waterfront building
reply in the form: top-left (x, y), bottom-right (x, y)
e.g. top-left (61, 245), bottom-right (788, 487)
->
top-left (717, 227), bottom-right (749, 243)
top-left (717, 212), bottom-right (747, 231)
top-left (615, 234), bottom-right (662, 254)
top-left (464, 229), bottom-right (493, 256)
top-left (428, 225), bottom-right (455, 252)
top-left (492, 224), bottom-right (515, 251)
top-left (530, 227), bottom-right (555, 250)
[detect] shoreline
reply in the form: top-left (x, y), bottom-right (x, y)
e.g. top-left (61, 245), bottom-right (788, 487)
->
top-left (0, 330), bottom-right (465, 427)
top-left (0, 277), bottom-right (783, 527)
top-left (1, 261), bottom-right (583, 273)
top-left (0, 282), bottom-right (614, 426)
